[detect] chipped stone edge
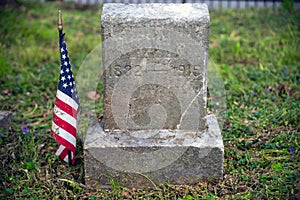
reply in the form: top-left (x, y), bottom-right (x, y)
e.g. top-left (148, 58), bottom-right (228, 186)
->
top-left (84, 114), bottom-right (223, 151)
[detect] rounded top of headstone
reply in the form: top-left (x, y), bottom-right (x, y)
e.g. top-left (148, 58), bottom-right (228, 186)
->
top-left (102, 3), bottom-right (209, 25)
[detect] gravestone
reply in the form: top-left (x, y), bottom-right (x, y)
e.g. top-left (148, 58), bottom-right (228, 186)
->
top-left (84, 3), bottom-right (224, 188)
top-left (0, 111), bottom-right (13, 132)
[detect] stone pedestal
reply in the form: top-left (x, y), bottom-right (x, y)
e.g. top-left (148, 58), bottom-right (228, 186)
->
top-left (85, 114), bottom-right (223, 188)
top-left (84, 3), bottom-right (224, 188)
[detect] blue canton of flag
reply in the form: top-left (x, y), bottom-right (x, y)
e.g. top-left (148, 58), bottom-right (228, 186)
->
top-left (58, 39), bottom-right (80, 104)
top-left (51, 32), bottom-right (80, 166)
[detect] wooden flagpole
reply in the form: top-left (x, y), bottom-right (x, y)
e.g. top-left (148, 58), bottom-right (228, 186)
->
top-left (58, 10), bottom-right (63, 31)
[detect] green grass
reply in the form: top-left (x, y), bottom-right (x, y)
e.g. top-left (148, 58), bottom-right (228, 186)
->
top-left (0, 2), bottom-right (300, 199)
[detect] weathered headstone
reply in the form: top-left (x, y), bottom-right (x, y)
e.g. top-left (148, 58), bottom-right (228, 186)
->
top-left (84, 3), bottom-right (224, 188)
top-left (0, 111), bottom-right (13, 132)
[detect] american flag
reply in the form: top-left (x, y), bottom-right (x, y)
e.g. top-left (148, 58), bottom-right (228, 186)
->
top-left (51, 32), bottom-right (80, 165)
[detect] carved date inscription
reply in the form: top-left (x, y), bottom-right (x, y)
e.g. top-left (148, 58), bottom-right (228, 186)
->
top-left (104, 48), bottom-right (205, 130)
top-left (108, 64), bottom-right (202, 78)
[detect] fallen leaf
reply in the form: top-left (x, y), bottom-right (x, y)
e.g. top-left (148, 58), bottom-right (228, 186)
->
top-left (122, 191), bottom-right (129, 197)
top-left (2, 89), bottom-right (10, 95)
top-left (270, 30), bottom-right (276, 37)
top-left (11, 153), bottom-right (15, 159)
top-left (86, 91), bottom-right (100, 100)
top-left (233, 101), bottom-right (239, 106)
top-left (210, 40), bottom-right (220, 48)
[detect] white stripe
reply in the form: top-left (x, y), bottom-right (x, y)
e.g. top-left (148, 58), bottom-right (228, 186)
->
top-left (61, 150), bottom-right (74, 163)
top-left (54, 105), bottom-right (77, 128)
top-left (56, 145), bottom-right (74, 163)
top-left (63, 154), bottom-right (69, 163)
top-left (56, 90), bottom-right (79, 110)
top-left (52, 122), bottom-right (76, 146)
top-left (55, 145), bottom-right (65, 156)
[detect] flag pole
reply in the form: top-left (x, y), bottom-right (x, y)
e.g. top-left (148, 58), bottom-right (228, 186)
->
top-left (58, 10), bottom-right (63, 32)
top-left (58, 10), bottom-right (72, 166)
top-left (58, 10), bottom-right (63, 50)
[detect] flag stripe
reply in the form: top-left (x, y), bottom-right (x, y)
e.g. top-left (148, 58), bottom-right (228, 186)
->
top-left (52, 122), bottom-right (76, 145)
top-left (51, 130), bottom-right (76, 152)
top-left (56, 145), bottom-right (74, 163)
top-left (52, 32), bottom-right (79, 165)
top-left (56, 90), bottom-right (79, 111)
top-left (55, 97), bottom-right (78, 119)
top-left (58, 146), bottom-right (69, 162)
top-left (53, 105), bottom-right (77, 128)
top-left (52, 112), bottom-right (77, 137)
top-left (62, 155), bottom-right (69, 163)
top-left (61, 148), bottom-right (74, 163)
top-left (56, 144), bottom-right (66, 156)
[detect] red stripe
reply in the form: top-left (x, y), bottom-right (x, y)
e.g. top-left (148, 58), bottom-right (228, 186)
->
top-left (55, 97), bottom-right (78, 119)
top-left (58, 146), bottom-right (76, 165)
top-left (52, 113), bottom-right (76, 137)
top-left (51, 130), bottom-right (76, 152)
top-left (58, 146), bottom-right (69, 161)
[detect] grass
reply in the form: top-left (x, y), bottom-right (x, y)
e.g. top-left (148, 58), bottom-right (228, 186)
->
top-left (0, 2), bottom-right (299, 199)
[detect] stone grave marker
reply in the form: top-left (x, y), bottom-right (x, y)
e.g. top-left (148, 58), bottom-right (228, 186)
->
top-left (0, 111), bottom-right (13, 132)
top-left (84, 3), bottom-right (224, 188)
